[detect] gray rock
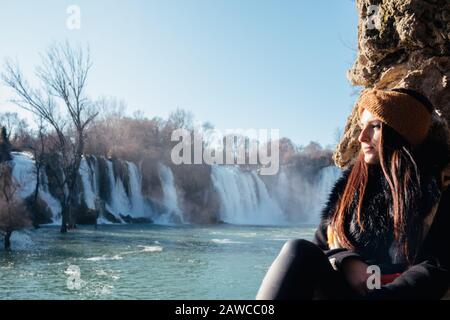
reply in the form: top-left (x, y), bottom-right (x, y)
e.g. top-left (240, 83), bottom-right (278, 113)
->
top-left (334, 0), bottom-right (450, 168)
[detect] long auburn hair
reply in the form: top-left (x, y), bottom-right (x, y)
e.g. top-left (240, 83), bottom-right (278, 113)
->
top-left (332, 90), bottom-right (434, 265)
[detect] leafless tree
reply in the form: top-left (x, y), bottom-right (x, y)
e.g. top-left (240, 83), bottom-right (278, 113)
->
top-left (0, 112), bottom-right (31, 151)
top-left (0, 112), bottom-right (28, 142)
top-left (0, 163), bottom-right (30, 250)
top-left (2, 42), bottom-right (98, 233)
top-left (169, 108), bottom-right (194, 130)
top-left (26, 116), bottom-right (47, 206)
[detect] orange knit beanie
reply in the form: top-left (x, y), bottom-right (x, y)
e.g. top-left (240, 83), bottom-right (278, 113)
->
top-left (356, 89), bottom-right (432, 146)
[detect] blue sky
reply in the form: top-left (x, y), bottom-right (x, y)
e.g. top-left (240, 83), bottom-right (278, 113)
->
top-left (0, 0), bottom-right (359, 147)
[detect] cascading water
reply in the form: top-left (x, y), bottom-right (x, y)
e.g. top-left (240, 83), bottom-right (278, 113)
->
top-left (251, 171), bottom-right (286, 223)
top-left (273, 166), bottom-right (324, 221)
top-left (104, 161), bottom-right (128, 221)
top-left (8, 152), bottom-right (341, 226)
top-left (79, 157), bottom-right (97, 210)
top-left (275, 169), bottom-right (290, 211)
top-left (211, 165), bottom-right (285, 225)
top-left (10, 152), bottom-right (35, 198)
top-left (127, 161), bottom-right (149, 217)
top-left (311, 165), bottom-right (342, 222)
top-left (316, 166), bottom-right (342, 198)
top-left (80, 158), bottom-right (180, 223)
top-left (38, 169), bottom-right (62, 224)
top-left (10, 152), bottom-right (61, 222)
top-left (80, 157), bottom-right (152, 221)
top-left (156, 163), bottom-right (184, 224)
top-left (211, 164), bottom-right (341, 225)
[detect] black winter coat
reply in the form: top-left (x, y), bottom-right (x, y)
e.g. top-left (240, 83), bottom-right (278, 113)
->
top-left (313, 163), bottom-right (450, 299)
top-left (313, 113), bottom-right (450, 300)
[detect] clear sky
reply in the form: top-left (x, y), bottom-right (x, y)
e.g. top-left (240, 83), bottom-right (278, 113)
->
top-left (0, 0), bottom-right (359, 148)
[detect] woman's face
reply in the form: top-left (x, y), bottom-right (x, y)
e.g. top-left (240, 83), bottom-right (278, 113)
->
top-left (358, 109), bottom-right (382, 165)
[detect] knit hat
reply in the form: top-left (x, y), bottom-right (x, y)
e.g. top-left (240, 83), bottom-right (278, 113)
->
top-left (356, 88), bottom-right (432, 146)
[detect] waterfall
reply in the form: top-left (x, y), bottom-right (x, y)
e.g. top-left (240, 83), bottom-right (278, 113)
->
top-left (80, 157), bottom-right (97, 210)
top-left (10, 152), bottom-right (36, 198)
top-left (8, 152), bottom-right (342, 226)
top-left (251, 171), bottom-right (285, 223)
top-left (275, 169), bottom-right (290, 211)
top-left (104, 161), bottom-right (130, 221)
top-left (39, 169), bottom-right (62, 223)
top-left (211, 165), bottom-right (285, 225)
top-left (9, 153), bottom-right (153, 224)
top-left (156, 163), bottom-right (184, 224)
top-left (311, 165), bottom-right (342, 222)
top-left (273, 166), bottom-right (320, 221)
top-left (81, 158), bottom-right (152, 221)
top-left (316, 166), bottom-right (342, 200)
top-left (211, 164), bottom-right (341, 225)
top-left (127, 161), bottom-right (149, 217)
top-left (10, 152), bottom-right (61, 222)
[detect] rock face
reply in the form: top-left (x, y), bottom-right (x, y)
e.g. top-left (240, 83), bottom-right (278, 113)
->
top-left (334, 0), bottom-right (450, 167)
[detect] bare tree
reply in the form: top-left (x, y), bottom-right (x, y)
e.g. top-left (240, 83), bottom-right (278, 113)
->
top-left (27, 117), bottom-right (47, 206)
top-left (2, 42), bottom-right (98, 233)
top-left (0, 163), bottom-right (30, 250)
top-left (0, 112), bottom-right (28, 141)
top-left (169, 108), bottom-right (194, 130)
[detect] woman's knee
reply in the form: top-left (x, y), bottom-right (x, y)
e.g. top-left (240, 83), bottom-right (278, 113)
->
top-left (280, 239), bottom-right (320, 259)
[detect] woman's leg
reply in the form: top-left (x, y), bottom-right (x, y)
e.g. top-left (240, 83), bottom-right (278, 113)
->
top-left (256, 239), bottom-right (354, 300)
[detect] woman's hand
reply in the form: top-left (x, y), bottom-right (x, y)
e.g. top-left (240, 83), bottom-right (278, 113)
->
top-left (341, 258), bottom-right (370, 296)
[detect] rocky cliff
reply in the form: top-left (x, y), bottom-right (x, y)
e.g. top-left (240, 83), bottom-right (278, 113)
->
top-left (334, 0), bottom-right (450, 167)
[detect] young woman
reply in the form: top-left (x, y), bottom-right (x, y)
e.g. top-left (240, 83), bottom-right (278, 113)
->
top-left (256, 88), bottom-right (450, 299)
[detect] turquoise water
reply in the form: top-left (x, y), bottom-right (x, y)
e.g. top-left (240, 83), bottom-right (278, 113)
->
top-left (0, 224), bottom-right (316, 300)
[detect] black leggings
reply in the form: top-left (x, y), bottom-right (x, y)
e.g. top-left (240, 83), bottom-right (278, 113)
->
top-left (256, 239), bottom-right (357, 300)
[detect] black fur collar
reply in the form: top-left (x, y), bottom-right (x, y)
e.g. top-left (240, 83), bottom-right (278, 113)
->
top-left (322, 164), bottom-right (441, 264)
